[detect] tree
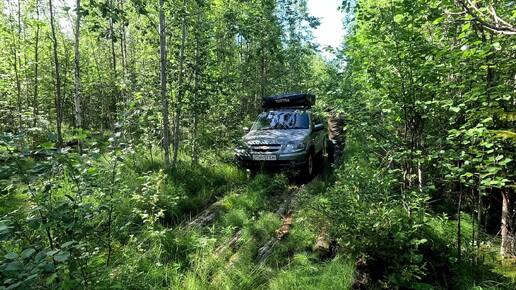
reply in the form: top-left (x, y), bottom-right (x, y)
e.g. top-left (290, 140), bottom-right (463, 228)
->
top-left (33, 0), bottom-right (40, 127)
top-left (49, 0), bottom-right (63, 147)
top-left (159, 0), bottom-right (171, 168)
top-left (172, 0), bottom-right (188, 171)
top-left (74, 0), bottom-right (83, 152)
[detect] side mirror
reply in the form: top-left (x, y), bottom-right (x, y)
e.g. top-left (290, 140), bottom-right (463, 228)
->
top-left (243, 127), bottom-right (249, 132)
top-left (314, 124), bottom-right (324, 132)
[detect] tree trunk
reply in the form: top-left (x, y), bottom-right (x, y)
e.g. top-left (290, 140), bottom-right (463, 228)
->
top-left (74, 0), bottom-right (83, 153)
top-left (477, 187), bottom-right (482, 260)
top-left (457, 186), bottom-right (462, 262)
top-left (109, 0), bottom-right (117, 123)
top-left (33, 0), bottom-right (40, 128)
top-left (17, 0), bottom-right (23, 128)
top-left (159, 0), bottom-right (171, 169)
top-left (172, 0), bottom-right (187, 170)
top-left (119, 0), bottom-right (128, 104)
top-left (8, 4), bottom-right (22, 129)
top-left (62, 39), bottom-right (70, 126)
top-left (500, 189), bottom-right (514, 257)
top-left (191, 9), bottom-right (201, 165)
top-left (49, 0), bottom-right (63, 148)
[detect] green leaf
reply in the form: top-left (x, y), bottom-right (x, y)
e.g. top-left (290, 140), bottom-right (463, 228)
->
top-left (4, 252), bottom-right (18, 260)
top-left (6, 281), bottom-right (22, 290)
top-left (24, 273), bottom-right (39, 282)
top-left (0, 223), bottom-right (9, 233)
top-left (53, 251), bottom-right (70, 262)
top-left (394, 14), bottom-right (404, 24)
top-left (5, 261), bottom-right (23, 271)
top-left (21, 248), bottom-right (36, 259)
top-left (450, 107), bottom-right (460, 113)
top-left (34, 250), bottom-right (46, 262)
top-left (46, 273), bottom-right (58, 285)
top-left (61, 241), bottom-right (75, 248)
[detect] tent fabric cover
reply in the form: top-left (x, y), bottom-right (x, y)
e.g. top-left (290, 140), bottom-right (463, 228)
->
top-left (261, 93), bottom-right (315, 109)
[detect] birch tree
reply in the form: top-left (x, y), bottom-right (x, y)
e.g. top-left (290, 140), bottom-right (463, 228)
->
top-left (49, 0), bottom-right (63, 147)
top-left (159, 0), bottom-right (171, 168)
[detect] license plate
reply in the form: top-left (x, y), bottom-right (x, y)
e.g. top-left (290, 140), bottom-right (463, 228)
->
top-left (253, 154), bottom-right (277, 161)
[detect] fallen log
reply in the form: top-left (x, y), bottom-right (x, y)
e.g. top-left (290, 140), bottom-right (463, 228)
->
top-left (313, 227), bottom-right (330, 255)
top-left (257, 211), bottom-right (293, 263)
top-left (215, 229), bottom-right (242, 255)
top-left (187, 200), bottom-right (223, 228)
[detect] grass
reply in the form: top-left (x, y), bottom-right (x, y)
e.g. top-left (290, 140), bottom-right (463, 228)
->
top-left (164, 168), bottom-right (359, 290)
top-left (4, 138), bottom-right (515, 290)
top-left (107, 171), bottom-right (294, 290)
top-left (120, 149), bottom-right (248, 225)
top-left (422, 213), bottom-right (516, 289)
top-left (268, 254), bottom-right (355, 290)
top-left (123, 143), bottom-right (515, 290)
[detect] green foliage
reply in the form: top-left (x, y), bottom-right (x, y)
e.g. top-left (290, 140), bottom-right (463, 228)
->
top-left (1, 0), bottom-right (515, 288)
top-left (269, 254), bottom-right (355, 290)
top-left (304, 142), bottom-right (428, 286)
top-left (332, 0), bottom-right (515, 286)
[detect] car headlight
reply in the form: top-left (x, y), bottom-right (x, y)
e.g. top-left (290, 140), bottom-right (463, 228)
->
top-left (283, 141), bottom-right (306, 153)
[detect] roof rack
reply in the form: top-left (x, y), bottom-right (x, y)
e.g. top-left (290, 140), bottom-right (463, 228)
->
top-left (261, 93), bottom-right (315, 109)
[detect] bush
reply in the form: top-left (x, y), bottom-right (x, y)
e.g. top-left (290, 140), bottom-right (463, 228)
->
top-left (305, 146), bottom-right (431, 287)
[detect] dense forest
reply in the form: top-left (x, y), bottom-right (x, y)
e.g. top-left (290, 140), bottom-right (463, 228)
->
top-left (0, 0), bottom-right (515, 289)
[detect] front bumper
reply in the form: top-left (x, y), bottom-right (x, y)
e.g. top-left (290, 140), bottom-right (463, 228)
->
top-left (234, 150), bottom-right (307, 169)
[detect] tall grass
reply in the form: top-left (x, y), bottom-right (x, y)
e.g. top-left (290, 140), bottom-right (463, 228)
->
top-left (269, 254), bottom-right (355, 290)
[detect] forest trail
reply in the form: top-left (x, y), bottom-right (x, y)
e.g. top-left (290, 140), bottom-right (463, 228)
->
top-left (1, 0), bottom-right (515, 289)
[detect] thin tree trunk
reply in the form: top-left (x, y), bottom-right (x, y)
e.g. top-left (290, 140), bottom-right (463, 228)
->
top-left (109, 0), bottom-right (117, 123)
top-left (457, 183), bottom-right (463, 262)
top-left (119, 0), bottom-right (127, 76)
top-left (172, 0), bottom-right (187, 170)
top-left (49, 0), bottom-right (63, 148)
top-left (159, 0), bottom-right (171, 169)
top-left (33, 0), bottom-right (40, 127)
top-left (8, 6), bottom-right (22, 129)
top-left (119, 0), bottom-right (128, 104)
top-left (477, 186), bottom-right (482, 261)
top-left (74, 0), bottom-right (83, 153)
top-left (17, 0), bottom-right (23, 128)
top-left (191, 9), bottom-right (201, 165)
top-left (106, 148), bottom-right (118, 266)
top-left (501, 189), bottom-right (514, 257)
top-left (62, 39), bottom-right (70, 126)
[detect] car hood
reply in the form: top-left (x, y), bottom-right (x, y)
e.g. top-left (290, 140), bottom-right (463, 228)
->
top-left (243, 129), bottom-right (309, 145)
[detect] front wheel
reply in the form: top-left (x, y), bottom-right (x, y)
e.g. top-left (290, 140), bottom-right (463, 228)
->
top-left (303, 152), bottom-right (314, 178)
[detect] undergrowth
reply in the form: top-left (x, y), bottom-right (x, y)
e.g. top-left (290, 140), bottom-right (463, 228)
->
top-left (2, 139), bottom-right (514, 289)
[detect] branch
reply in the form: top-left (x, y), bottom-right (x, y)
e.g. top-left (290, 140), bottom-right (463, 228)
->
top-left (457, 0), bottom-right (516, 36)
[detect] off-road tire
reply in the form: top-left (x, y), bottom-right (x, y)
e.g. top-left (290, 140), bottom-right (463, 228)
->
top-left (303, 151), bottom-right (315, 178)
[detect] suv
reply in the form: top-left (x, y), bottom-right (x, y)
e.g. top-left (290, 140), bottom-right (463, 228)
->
top-left (235, 93), bottom-right (326, 176)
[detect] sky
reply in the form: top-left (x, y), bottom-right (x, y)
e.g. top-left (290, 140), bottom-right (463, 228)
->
top-left (306, 0), bottom-right (345, 52)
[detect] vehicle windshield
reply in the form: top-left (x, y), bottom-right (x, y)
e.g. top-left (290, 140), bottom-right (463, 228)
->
top-left (251, 110), bottom-right (309, 130)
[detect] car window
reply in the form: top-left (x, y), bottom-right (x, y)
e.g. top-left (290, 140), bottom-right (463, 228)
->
top-left (251, 111), bottom-right (309, 130)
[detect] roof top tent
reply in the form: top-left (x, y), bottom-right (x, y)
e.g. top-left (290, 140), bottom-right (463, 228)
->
top-left (262, 93), bottom-right (316, 109)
